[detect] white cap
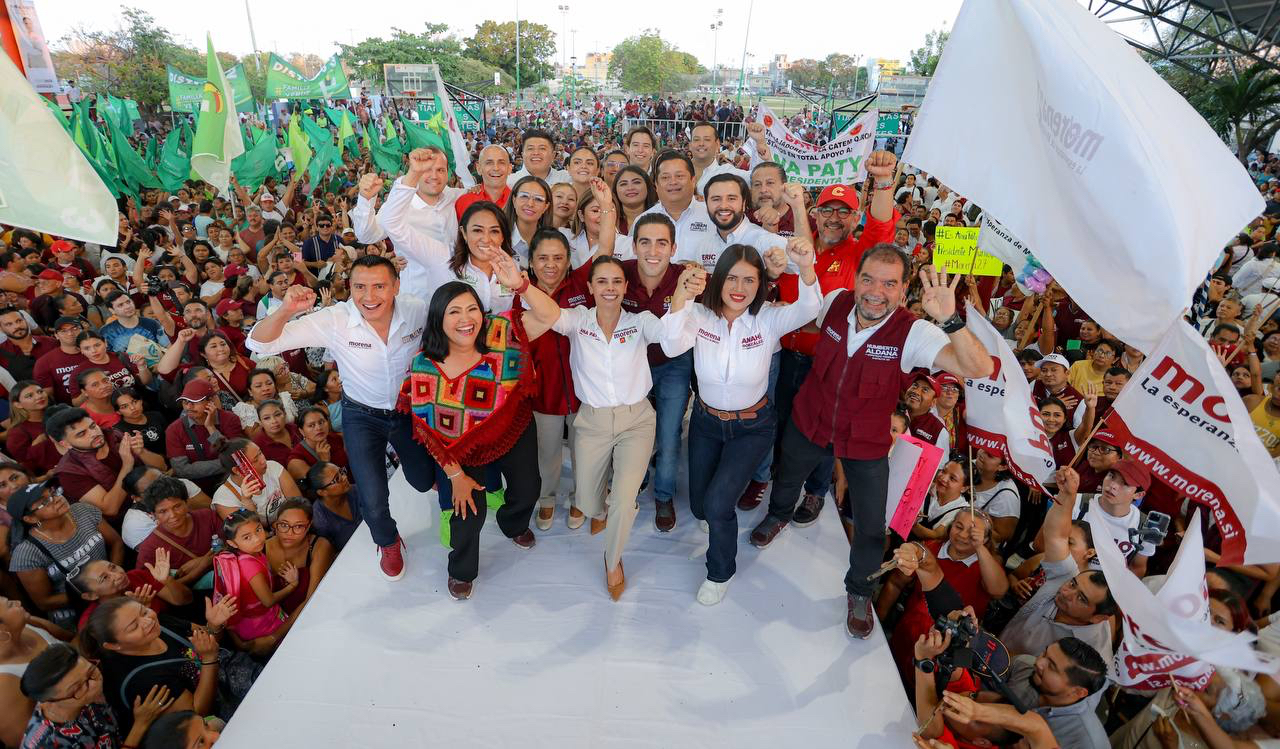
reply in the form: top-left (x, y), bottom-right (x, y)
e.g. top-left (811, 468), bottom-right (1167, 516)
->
top-left (1037, 353), bottom-right (1070, 370)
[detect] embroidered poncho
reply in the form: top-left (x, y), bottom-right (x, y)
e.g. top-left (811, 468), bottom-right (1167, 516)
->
top-left (398, 309), bottom-right (535, 467)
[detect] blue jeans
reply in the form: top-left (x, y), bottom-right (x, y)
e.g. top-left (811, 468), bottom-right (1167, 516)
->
top-left (648, 351), bottom-right (692, 504)
top-left (342, 397), bottom-right (450, 547)
top-left (773, 350), bottom-right (833, 497)
top-left (750, 351), bottom-right (781, 483)
top-left (689, 400), bottom-right (777, 582)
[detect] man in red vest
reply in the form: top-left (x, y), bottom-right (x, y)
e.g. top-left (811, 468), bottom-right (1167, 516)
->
top-left (749, 246), bottom-right (994, 639)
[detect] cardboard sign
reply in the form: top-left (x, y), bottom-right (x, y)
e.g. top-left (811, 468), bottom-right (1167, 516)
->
top-left (885, 433), bottom-right (945, 538)
top-left (933, 225), bottom-right (1004, 276)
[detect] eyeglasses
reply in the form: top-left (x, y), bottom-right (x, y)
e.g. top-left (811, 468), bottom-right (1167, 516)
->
top-left (816, 206), bottom-right (853, 218)
top-left (1087, 443), bottom-right (1119, 454)
top-left (29, 486), bottom-right (65, 513)
top-left (316, 222), bottom-right (333, 228)
top-left (319, 466), bottom-right (349, 490)
top-left (515, 192), bottom-right (548, 204)
top-left (274, 519), bottom-right (312, 534)
top-left (46, 662), bottom-right (100, 703)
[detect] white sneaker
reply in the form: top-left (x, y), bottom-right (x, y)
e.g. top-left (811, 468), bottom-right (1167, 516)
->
top-left (697, 578), bottom-right (731, 606)
top-left (699, 519), bottom-right (710, 533)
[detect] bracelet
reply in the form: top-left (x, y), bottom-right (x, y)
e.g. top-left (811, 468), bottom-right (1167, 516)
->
top-left (874, 179), bottom-right (894, 190)
top-left (939, 314), bottom-right (966, 334)
top-left (446, 470), bottom-right (462, 480)
top-left (200, 659), bottom-right (218, 666)
top-left (515, 277), bottom-right (530, 295)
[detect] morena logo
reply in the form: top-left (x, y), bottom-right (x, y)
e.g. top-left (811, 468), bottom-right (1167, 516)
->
top-left (849, 124), bottom-right (862, 136)
top-left (762, 114), bottom-right (773, 128)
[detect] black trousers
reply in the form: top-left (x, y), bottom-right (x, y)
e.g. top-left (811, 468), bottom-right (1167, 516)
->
top-left (767, 419), bottom-right (889, 598)
top-left (447, 421), bottom-right (540, 582)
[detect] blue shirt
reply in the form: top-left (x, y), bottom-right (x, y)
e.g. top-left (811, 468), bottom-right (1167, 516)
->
top-left (100, 317), bottom-right (170, 354)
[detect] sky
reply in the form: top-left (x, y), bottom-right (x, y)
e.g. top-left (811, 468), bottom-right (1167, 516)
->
top-left (33, 0), bottom-right (964, 73)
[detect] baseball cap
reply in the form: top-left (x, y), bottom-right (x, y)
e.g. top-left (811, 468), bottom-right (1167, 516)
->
top-left (7, 480), bottom-right (59, 545)
top-left (59, 266), bottom-right (82, 279)
top-left (1037, 353), bottom-right (1071, 370)
top-left (178, 379), bottom-right (215, 403)
top-left (935, 372), bottom-right (963, 392)
top-left (36, 268), bottom-right (63, 282)
top-left (53, 316), bottom-right (82, 331)
top-left (1109, 457), bottom-right (1151, 491)
top-left (1092, 429), bottom-right (1122, 448)
top-left (259, 192), bottom-right (276, 203)
top-left (908, 371), bottom-right (941, 397)
top-left (816, 184), bottom-right (859, 212)
top-left (49, 239), bottom-right (75, 254)
top-left (214, 298), bottom-right (241, 318)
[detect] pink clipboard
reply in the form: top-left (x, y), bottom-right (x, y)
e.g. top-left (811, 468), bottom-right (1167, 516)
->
top-left (885, 434), bottom-right (945, 538)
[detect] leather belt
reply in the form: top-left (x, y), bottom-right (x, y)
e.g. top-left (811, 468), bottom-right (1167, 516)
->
top-left (700, 396), bottom-right (767, 421)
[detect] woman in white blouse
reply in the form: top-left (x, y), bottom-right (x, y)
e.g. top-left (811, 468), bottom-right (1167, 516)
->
top-left (561, 187), bottom-right (634, 269)
top-left (516, 255), bottom-right (693, 600)
top-left (660, 238), bottom-right (820, 605)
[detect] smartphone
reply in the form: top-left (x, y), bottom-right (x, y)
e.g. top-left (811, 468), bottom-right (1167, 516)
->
top-left (231, 449), bottom-right (263, 488)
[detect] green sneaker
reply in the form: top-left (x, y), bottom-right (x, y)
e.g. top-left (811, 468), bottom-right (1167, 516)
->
top-left (485, 487), bottom-right (506, 511)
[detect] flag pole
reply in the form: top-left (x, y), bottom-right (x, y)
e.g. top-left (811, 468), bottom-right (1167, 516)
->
top-left (1066, 411), bottom-right (1110, 469)
top-left (967, 444), bottom-right (976, 519)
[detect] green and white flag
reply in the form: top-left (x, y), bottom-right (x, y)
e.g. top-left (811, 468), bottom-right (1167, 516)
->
top-left (168, 64), bottom-right (254, 113)
top-left (287, 114), bottom-right (310, 175)
top-left (0, 53), bottom-right (118, 244)
top-left (266, 53), bottom-right (350, 100)
top-left (190, 34), bottom-right (244, 194)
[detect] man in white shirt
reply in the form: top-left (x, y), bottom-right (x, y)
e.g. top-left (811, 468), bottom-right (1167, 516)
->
top-left (682, 173), bottom-right (804, 273)
top-left (247, 256), bottom-right (445, 582)
top-left (350, 145), bottom-right (463, 299)
top-left (690, 121), bottom-right (770, 196)
top-left (507, 129), bottom-right (571, 187)
top-left (624, 126), bottom-right (657, 172)
top-left (640, 151), bottom-right (714, 255)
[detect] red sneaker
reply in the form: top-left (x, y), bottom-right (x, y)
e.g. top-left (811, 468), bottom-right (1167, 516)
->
top-left (736, 480), bottom-right (769, 511)
top-left (378, 537), bottom-right (406, 581)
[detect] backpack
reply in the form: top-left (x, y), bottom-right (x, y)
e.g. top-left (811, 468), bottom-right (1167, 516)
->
top-left (212, 550), bottom-right (241, 611)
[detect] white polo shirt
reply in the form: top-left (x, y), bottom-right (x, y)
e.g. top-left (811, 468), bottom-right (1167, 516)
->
top-left (662, 275), bottom-right (820, 410)
top-left (560, 228), bottom-right (634, 269)
top-left (551, 306), bottom-right (672, 408)
top-left (507, 167), bottom-right (572, 187)
top-left (819, 292), bottom-right (950, 372)
top-left (680, 218), bottom-right (789, 274)
top-left (246, 296), bottom-right (427, 410)
top-left (353, 183), bottom-right (462, 298)
top-left (640, 199), bottom-right (714, 260)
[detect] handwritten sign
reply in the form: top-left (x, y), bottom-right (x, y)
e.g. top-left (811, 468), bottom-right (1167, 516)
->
top-left (933, 225), bottom-right (1004, 276)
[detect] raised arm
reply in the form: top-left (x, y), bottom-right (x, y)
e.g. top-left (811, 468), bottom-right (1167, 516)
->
top-left (375, 161), bottom-right (451, 268)
top-left (923, 267), bottom-right (995, 379)
top-left (491, 253), bottom-right (558, 341)
top-left (1043, 466), bottom-right (1080, 564)
top-left (247, 285), bottom-right (328, 353)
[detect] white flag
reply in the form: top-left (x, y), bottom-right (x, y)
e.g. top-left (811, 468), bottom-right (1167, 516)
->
top-left (0, 54), bottom-right (117, 245)
top-left (1089, 503), bottom-right (1280, 688)
top-left (903, 0), bottom-right (1263, 353)
top-left (1108, 319), bottom-right (1280, 564)
top-left (961, 303), bottom-right (1056, 492)
top-left (757, 103), bottom-right (877, 188)
top-left (433, 70), bottom-right (475, 188)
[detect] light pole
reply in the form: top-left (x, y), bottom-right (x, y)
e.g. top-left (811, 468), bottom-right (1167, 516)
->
top-left (710, 9), bottom-right (723, 91)
top-left (557, 5), bottom-right (569, 73)
top-left (514, 0), bottom-right (521, 104)
top-left (736, 0), bottom-right (753, 105)
top-left (570, 55), bottom-right (577, 109)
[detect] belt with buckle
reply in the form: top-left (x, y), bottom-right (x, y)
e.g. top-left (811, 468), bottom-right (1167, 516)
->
top-left (701, 397), bottom-right (767, 421)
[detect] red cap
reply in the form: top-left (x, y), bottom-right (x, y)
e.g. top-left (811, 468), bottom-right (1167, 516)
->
top-left (37, 268), bottom-right (63, 281)
top-left (177, 379), bottom-right (215, 403)
top-left (1093, 429), bottom-right (1122, 448)
top-left (935, 372), bottom-right (963, 392)
top-left (1109, 457), bottom-right (1151, 491)
top-left (59, 266), bottom-right (82, 279)
top-left (909, 371), bottom-right (941, 398)
top-left (816, 184), bottom-right (859, 212)
top-left (214, 299), bottom-right (240, 318)
top-left (49, 239), bottom-right (75, 254)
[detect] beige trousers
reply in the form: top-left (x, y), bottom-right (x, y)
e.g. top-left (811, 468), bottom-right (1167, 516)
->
top-left (533, 410), bottom-right (577, 509)
top-left (572, 401), bottom-right (656, 572)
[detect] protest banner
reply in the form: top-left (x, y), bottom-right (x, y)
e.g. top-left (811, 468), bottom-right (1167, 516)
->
top-left (885, 434), bottom-right (944, 538)
top-left (757, 103), bottom-right (876, 188)
top-left (1088, 503), bottom-right (1280, 689)
top-left (902, 0), bottom-right (1263, 353)
top-left (933, 226), bottom-right (1002, 275)
top-left (1107, 319), bottom-right (1280, 565)
top-left (266, 53), bottom-right (350, 100)
top-left (961, 303), bottom-right (1056, 492)
top-left (168, 64), bottom-right (254, 113)
top-left (0, 52), bottom-right (117, 244)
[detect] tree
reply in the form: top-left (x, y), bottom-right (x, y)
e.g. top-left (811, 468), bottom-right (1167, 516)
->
top-left (608, 31), bottom-right (703, 94)
top-left (1188, 64), bottom-right (1280, 161)
top-left (908, 28), bottom-right (949, 76)
top-left (338, 24), bottom-right (513, 92)
top-left (53, 7), bottom-right (200, 107)
top-left (464, 20), bottom-right (556, 87)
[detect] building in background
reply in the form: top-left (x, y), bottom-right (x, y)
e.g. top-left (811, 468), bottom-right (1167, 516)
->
top-left (581, 52), bottom-right (612, 87)
top-left (864, 57), bottom-right (904, 90)
top-left (875, 73), bottom-right (929, 111)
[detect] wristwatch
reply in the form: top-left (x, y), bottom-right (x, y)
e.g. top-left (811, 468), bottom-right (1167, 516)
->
top-left (939, 314), bottom-right (966, 334)
top-left (913, 657), bottom-right (936, 674)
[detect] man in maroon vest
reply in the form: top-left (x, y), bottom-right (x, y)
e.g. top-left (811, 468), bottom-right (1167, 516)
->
top-left (903, 372), bottom-right (951, 455)
top-left (749, 245), bottom-right (994, 639)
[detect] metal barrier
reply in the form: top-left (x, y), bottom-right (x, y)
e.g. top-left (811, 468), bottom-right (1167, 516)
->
top-left (622, 117), bottom-right (746, 141)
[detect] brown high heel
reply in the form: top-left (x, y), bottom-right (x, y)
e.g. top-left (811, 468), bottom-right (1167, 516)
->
top-left (590, 516), bottom-right (607, 535)
top-left (606, 559), bottom-right (626, 601)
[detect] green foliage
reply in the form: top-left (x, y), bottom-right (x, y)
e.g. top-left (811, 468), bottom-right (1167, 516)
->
top-left (52, 7), bottom-right (201, 108)
top-left (786, 55), bottom-right (869, 93)
top-left (608, 31), bottom-right (704, 94)
top-left (1186, 65), bottom-right (1280, 161)
top-left (463, 20), bottom-right (556, 86)
top-left (337, 24), bottom-right (515, 91)
top-left (908, 28), bottom-right (949, 76)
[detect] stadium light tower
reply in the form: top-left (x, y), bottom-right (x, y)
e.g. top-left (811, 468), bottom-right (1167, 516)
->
top-left (558, 5), bottom-right (569, 72)
top-left (710, 9), bottom-right (723, 90)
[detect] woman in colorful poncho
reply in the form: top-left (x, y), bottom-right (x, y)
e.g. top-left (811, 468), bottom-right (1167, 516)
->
top-left (398, 260), bottom-right (545, 602)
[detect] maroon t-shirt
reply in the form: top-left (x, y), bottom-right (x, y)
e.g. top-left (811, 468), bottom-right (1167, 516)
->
top-left (747, 205), bottom-right (796, 237)
top-left (33, 348), bottom-right (88, 402)
top-left (620, 260), bottom-right (683, 367)
top-left (253, 425), bottom-right (301, 466)
top-left (69, 354), bottom-right (139, 397)
top-left (136, 508), bottom-right (221, 570)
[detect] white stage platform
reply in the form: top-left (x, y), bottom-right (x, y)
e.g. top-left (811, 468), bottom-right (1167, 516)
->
top-left (217, 469), bottom-right (916, 748)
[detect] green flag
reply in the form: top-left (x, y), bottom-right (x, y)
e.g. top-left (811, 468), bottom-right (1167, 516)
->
top-left (0, 52), bottom-right (119, 244)
top-left (307, 137), bottom-right (340, 189)
top-left (143, 135), bottom-right (158, 170)
top-left (158, 124), bottom-right (192, 193)
top-left (44, 99), bottom-right (70, 132)
top-left (190, 34), bottom-right (245, 193)
top-left (338, 111), bottom-right (356, 157)
top-left (287, 114), bottom-right (311, 176)
top-left (266, 53), bottom-right (350, 99)
top-left (232, 126), bottom-right (277, 191)
top-left (382, 115), bottom-right (397, 144)
top-left (299, 116), bottom-right (331, 147)
top-left (169, 64), bottom-right (253, 113)
top-left (71, 100), bottom-right (121, 196)
top-left (367, 128), bottom-right (404, 175)
top-left (105, 111), bottom-right (161, 191)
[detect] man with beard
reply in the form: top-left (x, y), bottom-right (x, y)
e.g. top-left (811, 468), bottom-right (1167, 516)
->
top-left (0, 307), bottom-right (57, 383)
top-left (682, 174), bottom-right (803, 273)
top-left (689, 122), bottom-right (770, 196)
top-left (48, 408), bottom-right (165, 516)
top-left (507, 129), bottom-right (571, 186)
top-left (750, 246), bottom-right (993, 640)
top-left (748, 162), bottom-right (801, 237)
top-left (354, 145), bottom-right (466, 297)
top-left (640, 151), bottom-right (713, 257)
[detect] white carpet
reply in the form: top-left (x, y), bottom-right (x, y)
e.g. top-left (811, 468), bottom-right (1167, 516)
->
top-left (216, 466), bottom-right (917, 748)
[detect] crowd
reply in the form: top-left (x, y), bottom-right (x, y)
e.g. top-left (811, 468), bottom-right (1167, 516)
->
top-left (0, 89), bottom-right (1278, 749)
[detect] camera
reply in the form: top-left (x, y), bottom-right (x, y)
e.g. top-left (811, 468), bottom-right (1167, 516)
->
top-left (1129, 510), bottom-right (1171, 553)
top-left (145, 274), bottom-right (166, 292)
top-left (930, 613), bottom-right (1028, 713)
